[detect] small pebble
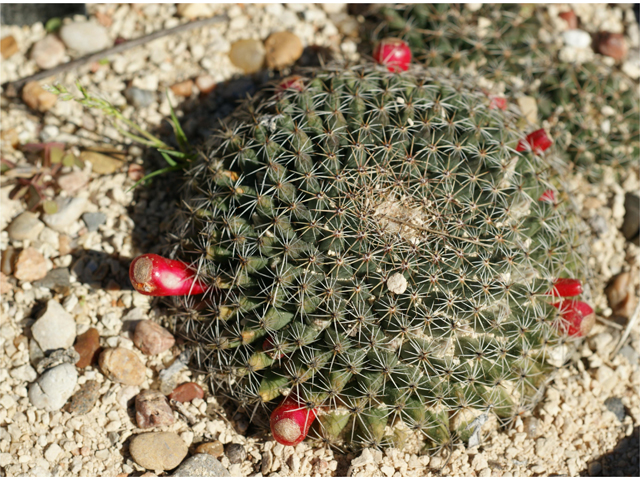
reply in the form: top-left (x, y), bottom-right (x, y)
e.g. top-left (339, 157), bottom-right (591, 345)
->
top-left (33, 267), bottom-right (71, 291)
top-left (195, 441), bottom-right (224, 458)
top-left (7, 211), bottom-right (45, 241)
top-left (168, 382), bottom-right (204, 403)
top-left (604, 397), bottom-right (626, 422)
top-left (558, 10), bottom-right (578, 30)
top-left (1, 35), bottom-right (18, 59)
top-left (31, 299), bottom-right (77, 352)
top-left (622, 193), bottom-right (639, 241)
top-left (588, 462), bottom-right (603, 476)
top-left (74, 327), bottom-right (101, 368)
top-left (224, 443), bottom-right (246, 464)
top-left (22, 82), bottom-right (57, 112)
top-left (30, 34), bottom-right (66, 69)
top-left (176, 3), bottom-right (215, 19)
top-left (229, 39), bottom-right (265, 74)
top-left (135, 390), bottom-right (175, 428)
top-left (1, 247), bottom-right (16, 275)
top-left (0, 272), bottom-right (11, 295)
top-left (596, 32), bottom-right (628, 61)
top-left (57, 170), bottom-right (90, 194)
top-left (264, 31), bottom-right (304, 69)
top-left (28, 363), bottom-right (77, 411)
top-left (171, 80), bottom-right (194, 97)
top-left (82, 212), bottom-right (107, 232)
top-left (618, 345), bottom-right (639, 366)
top-left (195, 75), bottom-right (216, 94)
top-left (129, 432), bottom-right (188, 471)
top-left (14, 247), bottom-right (48, 281)
top-left (133, 320), bottom-right (175, 355)
top-left (80, 151), bottom-right (124, 175)
top-left (66, 379), bottom-right (100, 415)
top-left (60, 21), bottom-right (111, 54)
top-left (171, 453), bottom-right (230, 477)
top-left (42, 196), bottom-right (87, 232)
top-left (232, 411), bottom-right (249, 435)
top-left (562, 29), bottom-right (592, 49)
top-left (99, 347), bottom-right (146, 386)
top-left (36, 347), bottom-right (80, 374)
top-left (124, 87), bottom-right (155, 108)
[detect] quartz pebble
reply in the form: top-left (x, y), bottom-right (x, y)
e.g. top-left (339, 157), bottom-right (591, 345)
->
top-left (133, 320), bottom-right (175, 355)
top-left (7, 211), bottom-right (45, 241)
top-left (124, 87), bottom-right (155, 108)
top-left (1, 35), bottom-right (18, 59)
top-left (135, 390), bottom-right (175, 428)
top-left (14, 247), bottom-right (48, 282)
top-left (22, 81), bottom-right (57, 112)
top-left (82, 212), bottom-right (107, 232)
top-left (30, 34), bottom-right (66, 69)
top-left (224, 443), bottom-right (246, 464)
top-left (229, 39), bottom-right (265, 73)
top-left (28, 363), bottom-right (77, 411)
top-left (129, 432), bottom-right (188, 471)
top-left (60, 21), bottom-right (111, 54)
top-left (66, 379), bottom-right (101, 414)
top-left (562, 29), bottom-right (592, 49)
top-left (168, 382), bottom-right (204, 403)
top-left (32, 299), bottom-right (77, 352)
top-left (195, 441), bottom-right (224, 458)
top-left (74, 327), bottom-right (101, 368)
top-left (195, 75), bottom-right (216, 94)
top-left (42, 196), bottom-right (87, 232)
top-left (99, 347), bottom-right (146, 385)
top-left (596, 32), bottom-right (628, 61)
top-left (264, 31), bottom-right (304, 69)
top-left (171, 454), bottom-right (230, 477)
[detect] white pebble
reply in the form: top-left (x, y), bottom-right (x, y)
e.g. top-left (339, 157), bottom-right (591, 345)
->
top-left (387, 273), bottom-right (408, 294)
top-left (562, 30), bottom-right (592, 49)
top-left (31, 299), bottom-right (77, 352)
top-left (28, 363), bottom-right (77, 411)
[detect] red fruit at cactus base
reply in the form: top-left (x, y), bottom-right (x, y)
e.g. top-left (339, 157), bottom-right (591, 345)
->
top-left (548, 278), bottom-right (584, 297)
top-left (277, 75), bottom-right (305, 93)
top-left (129, 254), bottom-right (206, 296)
top-left (270, 396), bottom-right (317, 446)
top-left (516, 129), bottom-right (553, 154)
top-left (489, 96), bottom-right (508, 110)
top-left (553, 300), bottom-right (596, 337)
top-left (538, 189), bottom-right (556, 203)
top-left (373, 38), bottom-right (412, 72)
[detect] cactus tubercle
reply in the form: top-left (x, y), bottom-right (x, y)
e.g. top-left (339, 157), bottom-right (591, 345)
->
top-left (129, 254), bottom-right (206, 296)
top-left (270, 396), bottom-right (317, 446)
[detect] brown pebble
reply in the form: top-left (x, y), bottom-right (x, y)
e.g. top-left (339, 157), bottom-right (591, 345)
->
top-left (596, 32), bottom-right (628, 61)
top-left (169, 382), bottom-right (204, 403)
top-left (13, 247), bottom-right (48, 282)
top-left (135, 390), bottom-right (175, 428)
top-left (1, 35), bottom-right (19, 59)
top-left (606, 272), bottom-right (630, 308)
top-left (58, 235), bottom-right (73, 255)
top-left (195, 440), bottom-right (224, 458)
top-left (22, 81), bottom-right (57, 112)
top-left (170, 79), bottom-right (194, 97)
top-left (558, 11), bottom-right (578, 30)
top-left (195, 74), bottom-right (216, 95)
top-left (99, 347), bottom-right (146, 385)
top-left (264, 31), bottom-right (303, 70)
top-left (74, 328), bottom-right (101, 368)
top-left (229, 39), bottom-right (265, 73)
top-left (129, 432), bottom-right (188, 471)
top-left (1, 247), bottom-right (16, 275)
top-left (66, 380), bottom-right (101, 415)
top-left (0, 273), bottom-right (12, 295)
top-left (133, 320), bottom-right (175, 356)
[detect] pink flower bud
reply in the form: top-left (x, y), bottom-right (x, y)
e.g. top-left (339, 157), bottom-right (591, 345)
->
top-left (489, 96), bottom-right (508, 110)
top-left (129, 254), bottom-right (206, 297)
top-left (538, 189), bottom-right (556, 203)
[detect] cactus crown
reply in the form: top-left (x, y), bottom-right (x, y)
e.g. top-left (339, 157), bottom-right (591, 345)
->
top-left (170, 64), bottom-right (588, 450)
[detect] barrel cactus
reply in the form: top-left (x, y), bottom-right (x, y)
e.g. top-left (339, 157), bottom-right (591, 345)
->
top-left (130, 62), bottom-right (594, 452)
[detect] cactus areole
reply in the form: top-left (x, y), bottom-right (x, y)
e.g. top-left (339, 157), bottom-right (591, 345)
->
top-left (134, 63), bottom-right (592, 450)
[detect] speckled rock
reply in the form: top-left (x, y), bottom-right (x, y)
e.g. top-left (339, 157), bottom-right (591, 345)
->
top-left (264, 31), bottom-right (303, 69)
top-left (168, 382), bottom-right (204, 403)
top-left (31, 299), bottom-right (76, 352)
top-left (99, 347), bottom-right (146, 386)
top-left (7, 211), bottom-right (45, 241)
top-left (74, 327), bottom-right (101, 368)
top-left (66, 379), bottom-right (100, 414)
top-left (135, 390), bottom-right (175, 428)
top-left (171, 454), bottom-right (230, 477)
top-left (30, 34), bottom-right (66, 69)
top-left (13, 247), bottom-right (48, 282)
top-left (224, 443), bottom-right (246, 465)
top-left (229, 39), bottom-right (265, 74)
top-left (28, 363), bottom-right (77, 411)
top-left (133, 320), bottom-right (175, 356)
top-left (129, 432), bottom-right (188, 471)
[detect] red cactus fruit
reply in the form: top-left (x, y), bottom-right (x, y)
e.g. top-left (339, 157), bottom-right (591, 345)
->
top-left (270, 396), bottom-right (317, 446)
top-left (548, 278), bottom-right (583, 297)
top-left (489, 96), bottom-right (508, 110)
top-left (129, 254), bottom-right (206, 297)
top-left (553, 300), bottom-right (596, 337)
top-left (373, 38), bottom-right (412, 72)
top-left (277, 75), bottom-right (305, 93)
top-left (538, 189), bottom-right (556, 203)
top-left (516, 129), bottom-right (553, 154)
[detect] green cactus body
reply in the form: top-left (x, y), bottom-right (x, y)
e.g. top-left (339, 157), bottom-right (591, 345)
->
top-left (172, 64), bottom-right (588, 451)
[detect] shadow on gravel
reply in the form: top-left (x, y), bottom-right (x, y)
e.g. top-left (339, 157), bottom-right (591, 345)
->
top-left (580, 426), bottom-right (639, 477)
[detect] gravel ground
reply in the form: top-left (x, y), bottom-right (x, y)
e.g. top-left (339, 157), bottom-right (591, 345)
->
top-left (0, 3), bottom-right (639, 477)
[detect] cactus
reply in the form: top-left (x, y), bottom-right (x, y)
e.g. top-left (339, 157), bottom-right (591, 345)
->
top-left (132, 62), bottom-right (595, 452)
top-left (370, 4), bottom-right (640, 182)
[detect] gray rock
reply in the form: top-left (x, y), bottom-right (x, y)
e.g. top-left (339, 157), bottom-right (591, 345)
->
top-left (33, 268), bottom-right (71, 291)
top-left (618, 345), bottom-right (639, 366)
top-left (158, 349), bottom-right (191, 394)
top-left (124, 87), bottom-right (155, 108)
top-left (28, 363), bottom-right (77, 411)
top-left (42, 196), bottom-right (87, 232)
top-left (35, 347), bottom-right (80, 374)
top-left (31, 299), bottom-right (76, 353)
top-left (81, 211), bottom-right (107, 232)
top-left (30, 34), bottom-right (66, 69)
top-left (224, 443), bottom-right (246, 464)
top-left (29, 339), bottom-right (45, 368)
top-left (172, 454), bottom-right (230, 477)
top-left (622, 193), bottom-right (639, 241)
top-left (604, 397), bottom-right (626, 422)
top-left (59, 21), bottom-right (110, 54)
top-left (7, 211), bottom-right (45, 241)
